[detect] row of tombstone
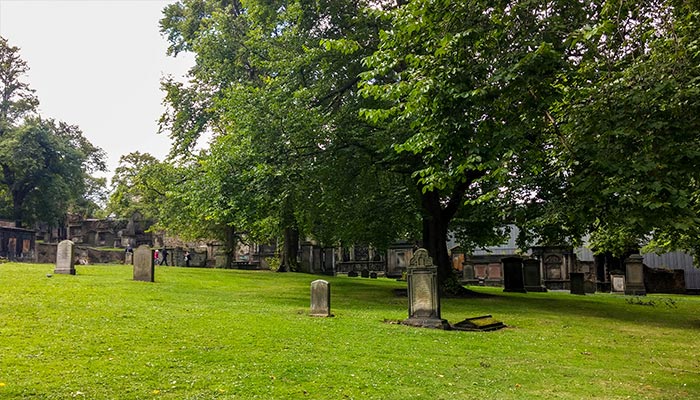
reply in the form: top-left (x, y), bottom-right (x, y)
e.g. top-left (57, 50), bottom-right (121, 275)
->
top-left (53, 241), bottom-right (156, 283)
top-left (310, 248), bottom-right (505, 331)
top-left (309, 248), bottom-right (449, 327)
top-left (501, 254), bottom-right (646, 296)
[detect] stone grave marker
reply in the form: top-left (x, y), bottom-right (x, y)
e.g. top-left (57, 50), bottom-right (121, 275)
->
top-left (370, 272), bottom-right (378, 279)
top-left (401, 248), bottom-right (450, 330)
top-left (133, 245), bottom-right (154, 282)
top-left (348, 270), bottom-right (358, 277)
top-left (452, 315), bottom-right (506, 332)
top-left (54, 240), bottom-right (76, 275)
top-left (360, 268), bottom-right (370, 278)
top-left (502, 257), bottom-right (527, 293)
top-left (624, 254), bottom-right (646, 296)
top-left (570, 272), bottom-right (585, 295)
top-left (310, 279), bottom-right (332, 317)
top-left (610, 274), bottom-right (625, 293)
top-left (523, 258), bottom-right (546, 292)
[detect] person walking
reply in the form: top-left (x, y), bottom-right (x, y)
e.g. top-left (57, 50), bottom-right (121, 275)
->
top-left (161, 248), bottom-right (169, 266)
top-left (184, 251), bottom-right (191, 267)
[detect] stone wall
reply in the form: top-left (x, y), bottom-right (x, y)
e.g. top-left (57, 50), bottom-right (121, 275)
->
top-left (644, 266), bottom-right (686, 294)
top-left (37, 243), bottom-right (125, 264)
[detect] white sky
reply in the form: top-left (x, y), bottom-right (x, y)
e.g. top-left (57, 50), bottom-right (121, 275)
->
top-left (0, 0), bottom-right (195, 181)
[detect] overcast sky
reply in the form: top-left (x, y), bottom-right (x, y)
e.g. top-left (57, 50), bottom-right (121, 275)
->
top-left (0, 0), bottom-right (195, 180)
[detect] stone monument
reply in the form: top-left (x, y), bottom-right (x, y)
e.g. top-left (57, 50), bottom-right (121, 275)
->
top-left (401, 248), bottom-right (450, 330)
top-left (54, 240), bottom-right (76, 275)
top-left (523, 258), bottom-right (546, 292)
top-left (610, 274), bottom-right (626, 293)
top-left (502, 257), bottom-right (527, 293)
top-left (624, 254), bottom-right (646, 296)
top-left (133, 245), bottom-right (154, 282)
top-left (310, 279), bottom-right (332, 317)
top-left (569, 272), bottom-right (585, 295)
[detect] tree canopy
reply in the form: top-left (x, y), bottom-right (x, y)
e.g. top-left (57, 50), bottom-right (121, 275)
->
top-left (152, 0), bottom-right (700, 281)
top-left (0, 36), bottom-right (106, 228)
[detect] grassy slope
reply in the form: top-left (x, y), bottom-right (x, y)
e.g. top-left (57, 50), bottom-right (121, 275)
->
top-left (1, 263), bottom-right (698, 399)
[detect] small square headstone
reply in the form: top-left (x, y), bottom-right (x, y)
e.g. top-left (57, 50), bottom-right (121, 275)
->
top-left (54, 240), bottom-right (76, 275)
top-left (310, 279), bottom-right (332, 317)
top-left (611, 274), bottom-right (625, 293)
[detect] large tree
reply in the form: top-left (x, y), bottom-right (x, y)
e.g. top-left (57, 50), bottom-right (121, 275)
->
top-left (360, 0), bottom-right (595, 288)
top-left (159, 0), bottom-right (420, 270)
top-left (543, 1), bottom-right (700, 260)
top-left (0, 36), bottom-right (106, 227)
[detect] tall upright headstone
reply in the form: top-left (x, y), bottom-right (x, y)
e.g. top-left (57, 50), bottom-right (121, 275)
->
top-left (54, 240), bottom-right (76, 275)
top-left (523, 258), bottom-right (546, 292)
top-left (624, 254), bottom-right (646, 296)
top-left (502, 257), bottom-right (527, 293)
top-left (401, 248), bottom-right (450, 329)
top-left (133, 245), bottom-right (154, 282)
top-left (310, 279), bottom-right (332, 317)
top-left (569, 272), bottom-right (585, 295)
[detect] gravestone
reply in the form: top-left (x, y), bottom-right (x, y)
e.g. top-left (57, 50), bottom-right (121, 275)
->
top-left (624, 254), bottom-right (646, 296)
top-left (133, 245), bottom-right (154, 282)
top-left (610, 274), bottom-right (625, 293)
top-left (370, 272), bottom-right (378, 279)
top-left (310, 279), bottom-right (332, 317)
top-left (401, 248), bottom-right (450, 330)
top-left (54, 240), bottom-right (76, 275)
top-left (569, 272), bottom-right (585, 295)
top-left (462, 261), bottom-right (475, 281)
top-left (523, 259), bottom-right (546, 292)
top-left (501, 257), bottom-right (527, 293)
top-left (360, 268), bottom-right (370, 278)
top-left (348, 270), bottom-right (358, 277)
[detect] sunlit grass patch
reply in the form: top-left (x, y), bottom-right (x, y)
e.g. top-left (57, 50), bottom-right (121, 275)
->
top-left (1, 263), bottom-right (699, 399)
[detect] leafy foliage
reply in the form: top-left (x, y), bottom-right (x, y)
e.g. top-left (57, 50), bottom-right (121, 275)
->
top-left (0, 37), bottom-right (106, 227)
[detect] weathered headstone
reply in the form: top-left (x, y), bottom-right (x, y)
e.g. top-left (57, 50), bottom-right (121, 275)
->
top-left (348, 270), bottom-right (358, 277)
top-left (370, 272), bottom-right (378, 279)
top-left (401, 248), bottom-right (450, 330)
top-left (54, 240), bottom-right (76, 275)
top-left (462, 261), bottom-right (475, 281)
top-left (133, 245), bottom-right (154, 282)
top-left (523, 259), bottom-right (546, 292)
top-left (310, 279), bottom-right (332, 317)
top-left (569, 272), bottom-right (585, 295)
top-left (360, 268), bottom-right (370, 278)
top-left (501, 257), bottom-right (527, 293)
top-left (610, 274), bottom-right (625, 293)
top-left (624, 254), bottom-right (646, 296)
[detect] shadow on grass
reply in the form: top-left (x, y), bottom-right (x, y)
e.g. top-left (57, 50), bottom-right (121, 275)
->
top-left (446, 287), bottom-right (700, 330)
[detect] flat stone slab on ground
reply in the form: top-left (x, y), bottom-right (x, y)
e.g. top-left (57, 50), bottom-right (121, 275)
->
top-left (451, 315), bottom-right (506, 332)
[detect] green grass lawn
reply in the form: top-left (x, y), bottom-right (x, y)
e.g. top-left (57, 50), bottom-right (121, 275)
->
top-left (1, 263), bottom-right (699, 399)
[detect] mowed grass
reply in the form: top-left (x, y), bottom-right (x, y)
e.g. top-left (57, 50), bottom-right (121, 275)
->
top-left (1, 263), bottom-right (699, 399)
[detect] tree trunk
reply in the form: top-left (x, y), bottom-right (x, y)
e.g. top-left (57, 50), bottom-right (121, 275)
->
top-left (279, 226), bottom-right (299, 272)
top-left (421, 190), bottom-right (453, 287)
top-left (223, 225), bottom-right (236, 269)
top-left (12, 189), bottom-right (24, 228)
top-left (418, 172), bottom-right (483, 295)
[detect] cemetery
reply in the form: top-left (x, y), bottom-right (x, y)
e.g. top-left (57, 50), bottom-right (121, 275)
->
top-left (1, 259), bottom-right (699, 399)
top-left (2, 1), bottom-right (700, 399)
